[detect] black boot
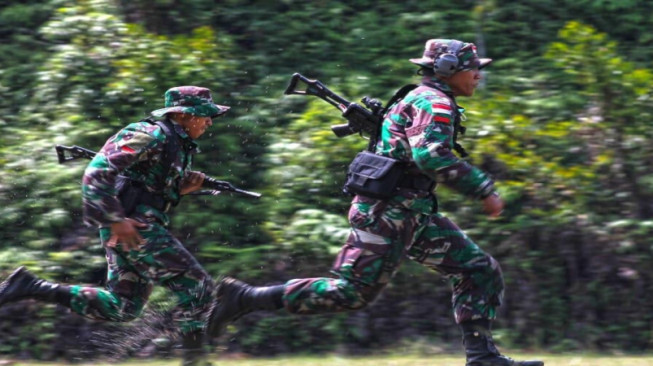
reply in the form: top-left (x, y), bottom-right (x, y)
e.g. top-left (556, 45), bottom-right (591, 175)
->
top-left (207, 277), bottom-right (284, 338)
top-left (0, 266), bottom-right (71, 307)
top-left (181, 330), bottom-right (212, 366)
top-left (461, 319), bottom-right (543, 366)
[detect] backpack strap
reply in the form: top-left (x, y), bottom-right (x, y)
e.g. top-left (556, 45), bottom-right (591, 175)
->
top-left (417, 84), bottom-right (468, 157)
top-left (117, 117), bottom-right (183, 215)
top-left (152, 118), bottom-right (181, 184)
top-left (368, 84), bottom-right (418, 151)
top-left (451, 107), bottom-right (468, 158)
top-left (384, 84), bottom-right (418, 114)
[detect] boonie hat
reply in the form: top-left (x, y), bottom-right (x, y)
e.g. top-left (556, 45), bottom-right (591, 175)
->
top-left (151, 86), bottom-right (230, 118)
top-left (409, 39), bottom-right (492, 72)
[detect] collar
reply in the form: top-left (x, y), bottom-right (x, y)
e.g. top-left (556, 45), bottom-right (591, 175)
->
top-left (167, 117), bottom-right (192, 140)
top-left (167, 117), bottom-right (199, 153)
top-left (420, 76), bottom-right (465, 118)
top-left (420, 76), bottom-right (455, 97)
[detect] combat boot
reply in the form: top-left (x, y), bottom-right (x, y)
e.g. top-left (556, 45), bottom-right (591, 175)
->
top-left (181, 330), bottom-right (212, 366)
top-left (461, 319), bottom-right (544, 366)
top-left (0, 266), bottom-right (71, 307)
top-left (207, 277), bottom-right (284, 338)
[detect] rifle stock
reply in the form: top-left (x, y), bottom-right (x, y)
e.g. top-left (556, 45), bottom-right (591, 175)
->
top-left (284, 73), bottom-right (351, 111)
top-left (284, 73), bottom-right (382, 139)
top-left (56, 145), bottom-right (97, 164)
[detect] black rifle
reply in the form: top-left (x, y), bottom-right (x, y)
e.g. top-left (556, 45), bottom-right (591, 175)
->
top-left (55, 145), bottom-right (261, 199)
top-left (284, 73), bottom-right (384, 147)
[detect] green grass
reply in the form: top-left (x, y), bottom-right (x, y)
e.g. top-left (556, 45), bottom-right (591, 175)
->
top-left (7, 354), bottom-right (653, 366)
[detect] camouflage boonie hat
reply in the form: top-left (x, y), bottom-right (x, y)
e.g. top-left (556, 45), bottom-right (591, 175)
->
top-left (409, 39), bottom-right (492, 72)
top-left (151, 86), bottom-right (230, 118)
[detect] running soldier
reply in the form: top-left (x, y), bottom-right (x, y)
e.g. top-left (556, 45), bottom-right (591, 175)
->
top-left (0, 86), bottom-right (229, 366)
top-left (209, 40), bottom-right (544, 366)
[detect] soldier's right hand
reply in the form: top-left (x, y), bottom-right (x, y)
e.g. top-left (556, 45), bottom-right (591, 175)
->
top-left (482, 192), bottom-right (504, 218)
top-left (107, 218), bottom-right (148, 250)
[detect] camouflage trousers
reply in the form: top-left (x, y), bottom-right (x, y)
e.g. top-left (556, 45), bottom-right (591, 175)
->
top-left (67, 222), bottom-right (214, 334)
top-left (283, 198), bottom-right (504, 323)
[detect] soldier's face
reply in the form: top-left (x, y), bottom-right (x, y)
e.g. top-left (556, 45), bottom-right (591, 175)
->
top-left (176, 114), bottom-right (213, 139)
top-left (447, 68), bottom-right (481, 97)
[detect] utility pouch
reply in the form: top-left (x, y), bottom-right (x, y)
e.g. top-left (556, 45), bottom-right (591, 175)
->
top-left (343, 151), bottom-right (405, 199)
top-left (116, 175), bottom-right (144, 216)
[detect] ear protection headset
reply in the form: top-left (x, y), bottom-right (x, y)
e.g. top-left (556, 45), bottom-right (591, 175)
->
top-left (433, 40), bottom-right (464, 77)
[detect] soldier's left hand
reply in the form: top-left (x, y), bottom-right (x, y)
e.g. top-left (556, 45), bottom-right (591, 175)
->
top-left (180, 171), bottom-right (206, 195)
top-left (482, 192), bottom-right (504, 218)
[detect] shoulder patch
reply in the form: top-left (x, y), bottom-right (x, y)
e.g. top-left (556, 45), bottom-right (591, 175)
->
top-left (116, 130), bottom-right (157, 153)
top-left (431, 102), bottom-right (453, 124)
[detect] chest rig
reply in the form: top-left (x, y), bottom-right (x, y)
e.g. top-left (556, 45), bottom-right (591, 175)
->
top-left (116, 118), bottom-right (189, 215)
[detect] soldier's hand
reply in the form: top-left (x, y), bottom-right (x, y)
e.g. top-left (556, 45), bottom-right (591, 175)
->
top-left (180, 171), bottom-right (206, 195)
top-left (107, 218), bottom-right (148, 250)
top-left (482, 192), bottom-right (504, 218)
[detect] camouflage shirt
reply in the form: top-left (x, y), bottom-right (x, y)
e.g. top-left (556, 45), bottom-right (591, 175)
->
top-left (82, 118), bottom-right (197, 227)
top-left (373, 76), bottom-right (495, 214)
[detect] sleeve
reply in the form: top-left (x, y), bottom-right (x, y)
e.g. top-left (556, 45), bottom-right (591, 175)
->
top-left (405, 94), bottom-right (495, 199)
top-left (81, 124), bottom-right (163, 227)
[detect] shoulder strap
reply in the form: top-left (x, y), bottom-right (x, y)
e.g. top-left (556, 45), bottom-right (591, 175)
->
top-left (452, 108), bottom-right (468, 158)
top-left (368, 84), bottom-right (418, 152)
top-left (153, 118), bottom-right (181, 180)
top-left (384, 84), bottom-right (418, 114)
top-left (138, 117), bottom-right (181, 189)
top-left (416, 86), bottom-right (469, 158)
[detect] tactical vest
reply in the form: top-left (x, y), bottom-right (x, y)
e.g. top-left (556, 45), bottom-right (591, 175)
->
top-left (116, 118), bottom-right (186, 215)
top-left (343, 84), bottom-right (437, 199)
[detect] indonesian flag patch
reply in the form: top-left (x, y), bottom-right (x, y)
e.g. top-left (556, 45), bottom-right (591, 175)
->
top-left (431, 103), bottom-right (452, 124)
top-left (121, 145), bottom-right (136, 153)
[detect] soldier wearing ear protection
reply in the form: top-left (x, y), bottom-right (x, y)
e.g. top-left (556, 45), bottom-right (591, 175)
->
top-left (209, 39), bottom-right (543, 366)
top-left (411, 38), bottom-right (493, 77)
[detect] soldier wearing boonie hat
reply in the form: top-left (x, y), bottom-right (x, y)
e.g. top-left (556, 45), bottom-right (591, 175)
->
top-left (207, 39), bottom-right (543, 366)
top-left (0, 85), bottom-right (229, 366)
top-left (151, 86), bottom-right (230, 118)
top-left (407, 39), bottom-right (542, 366)
top-left (409, 38), bottom-right (492, 74)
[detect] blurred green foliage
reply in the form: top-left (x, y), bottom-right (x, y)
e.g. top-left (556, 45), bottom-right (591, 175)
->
top-left (1, 0), bottom-right (653, 360)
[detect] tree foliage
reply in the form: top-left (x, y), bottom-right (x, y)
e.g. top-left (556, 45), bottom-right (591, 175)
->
top-left (1, 0), bottom-right (653, 360)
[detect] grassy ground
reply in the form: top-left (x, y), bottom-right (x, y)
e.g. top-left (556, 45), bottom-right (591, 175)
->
top-left (6, 354), bottom-right (653, 366)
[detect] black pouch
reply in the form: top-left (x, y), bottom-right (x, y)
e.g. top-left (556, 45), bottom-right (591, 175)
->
top-left (116, 175), bottom-right (144, 216)
top-left (343, 151), bottom-right (404, 199)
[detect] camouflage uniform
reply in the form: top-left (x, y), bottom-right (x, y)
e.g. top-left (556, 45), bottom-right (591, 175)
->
top-left (71, 86), bottom-right (229, 334)
top-left (283, 44), bottom-right (502, 324)
top-left (0, 86), bottom-right (230, 366)
top-left (210, 39), bottom-right (543, 366)
top-left (73, 120), bottom-right (205, 333)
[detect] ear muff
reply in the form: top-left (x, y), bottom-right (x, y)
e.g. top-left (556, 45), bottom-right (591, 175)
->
top-left (433, 40), bottom-right (464, 77)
